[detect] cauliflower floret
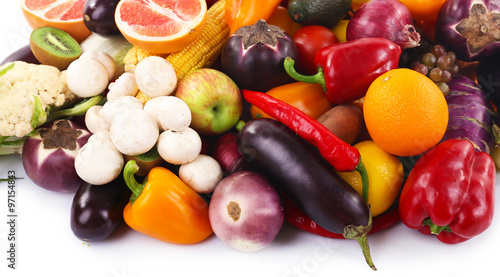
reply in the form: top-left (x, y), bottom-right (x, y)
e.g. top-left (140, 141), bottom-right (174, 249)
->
top-left (0, 61), bottom-right (77, 137)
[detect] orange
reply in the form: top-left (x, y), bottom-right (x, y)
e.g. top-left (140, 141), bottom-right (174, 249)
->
top-left (363, 68), bottom-right (449, 157)
top-left (21, 0), bottom-right (91, 42)
top-left (115, 0), bottom-right (207, 54)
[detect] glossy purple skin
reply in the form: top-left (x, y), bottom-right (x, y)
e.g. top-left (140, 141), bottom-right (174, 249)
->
top-left (435, 0), bottom-right (500, 61)
top-left (71, 177), bottom-right (131, 241)
top-left (221, 32), bottom-right (298, 92)
top-left (443, 76), bottom-right (495, 153)
top-left (83, 0), bottom-right (121, 37)
top-left (208, 171), bottom-right (284, 252)
top-left (22, 119), bottom-right (91, 193)
top-left (1, 45), bottom-right (39, 65)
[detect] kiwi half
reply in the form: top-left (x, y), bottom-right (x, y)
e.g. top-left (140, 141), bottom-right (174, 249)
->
top-left (29, 26), bottom-right (82, 70)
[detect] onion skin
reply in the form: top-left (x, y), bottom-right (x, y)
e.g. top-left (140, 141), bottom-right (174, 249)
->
top-left (435, 0), bottom-right (500, 62)
top-left (346, 0), bottom-right (420, 49)
top-left (22, 119), bottom-right (91, 193)
top-left (208, 171), bottom-right (284, 252)
top-left (443, 75), bottom-right (495, 153)
top-left (210, 132), bottom-right (254, 175)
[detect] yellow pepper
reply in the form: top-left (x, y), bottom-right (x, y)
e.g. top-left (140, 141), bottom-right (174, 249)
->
top-left (122, 160), bottom-right (213, 244)
top-left (225, 0), bottom-right (282, 35)
top-left (250, 82), bottom-right (334, 120)
top-left (337, 140), bottom-right (404, 217)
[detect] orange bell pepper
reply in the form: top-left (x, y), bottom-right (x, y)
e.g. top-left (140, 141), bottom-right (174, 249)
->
top-left (225, 0), bottom-right (282, 35)
top-left (266, 6), bottom-right (302, 36)
top-left (122, 160), bottom-right (213, 244)
top-left (250, 82), bottom-right (334, 120)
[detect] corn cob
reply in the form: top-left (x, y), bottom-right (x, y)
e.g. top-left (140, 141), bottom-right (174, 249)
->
top-left (165, 0), bottom-right (230, 83)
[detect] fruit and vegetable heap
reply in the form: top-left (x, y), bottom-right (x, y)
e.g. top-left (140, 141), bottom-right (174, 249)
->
top-left (1, 0), bottom-right (499, 271)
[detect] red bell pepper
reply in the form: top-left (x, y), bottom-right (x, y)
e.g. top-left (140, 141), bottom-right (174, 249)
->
top-left (399, 139), bottom-right (496, 244)
top-left (283, 37), bottom-right (402, 104)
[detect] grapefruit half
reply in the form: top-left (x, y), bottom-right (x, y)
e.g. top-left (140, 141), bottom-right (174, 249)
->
top-left (21, 0), bottom-right (92, 42)
top-left (115, 0), bottom-right (207, 54)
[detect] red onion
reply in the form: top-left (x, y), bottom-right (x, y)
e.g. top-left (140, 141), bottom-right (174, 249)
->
top-left (210, 132), bottom-right (254, 175)
top-left (346, 0), bottom-right (420, 49)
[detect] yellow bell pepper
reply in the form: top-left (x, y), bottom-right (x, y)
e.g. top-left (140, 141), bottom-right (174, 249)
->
top-left (225, 0), bottom-right (282, 35)
top-left (122, 160), bottom-right (213, 244)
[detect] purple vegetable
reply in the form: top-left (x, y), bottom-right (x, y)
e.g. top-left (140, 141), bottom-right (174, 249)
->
top-left (71, 177), bottom-right (131, 241)
top-left (346, 0), bottom-right (420, 49)
top-left (442, 75), bottom-right (495, 153)
top-left (220, 19), bottom-right (298, 92)
top-left (477, 52), bottom-right (500, 107)
top-left (83, 0), bottom-right (121, 37)
top-left (208, 171), bottom-right (284, 252)
top-left (210, 132), bottom-right (254, 175)
top-left (1, 45), bottom-right (39, 65)
top-left (22, 119), bottom-right (91, 193)
top-left (435, 0), bottom-right (500, 62)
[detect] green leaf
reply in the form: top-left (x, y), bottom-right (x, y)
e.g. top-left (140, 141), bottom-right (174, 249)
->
top-left (31, 95), bottom-right (48, 129)
top-left (0, 63), bottom-right (14, 78)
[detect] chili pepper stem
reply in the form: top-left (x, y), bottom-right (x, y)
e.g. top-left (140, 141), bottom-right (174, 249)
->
top-left (123, 160), bottom-right (145, 204)
top-left (344, 212), bottom-right (376, 270)
top-left (356, 160), bottom-right (370, 203)
top-left (283, 57), bottom-right (327, 91)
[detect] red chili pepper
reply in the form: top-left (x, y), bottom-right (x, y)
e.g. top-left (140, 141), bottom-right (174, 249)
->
top-left (242, 89), bottom-right (370, 201)
top-left (399, 139), bottom-right (496, 244)
top-left (282, 193), bottom-right (401, 239)
top-left (283, 37), bottom-right (402, 104)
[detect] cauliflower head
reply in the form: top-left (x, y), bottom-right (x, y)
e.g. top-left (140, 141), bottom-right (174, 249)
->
top-left (0, 61), bottom-right (77, 137)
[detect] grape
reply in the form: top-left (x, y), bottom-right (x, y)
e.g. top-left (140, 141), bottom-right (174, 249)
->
top-left (437, 55), bottom-right (452, 70)
top-left (436, 82), bottom-right (450, 96)
top-left (431, 45), bottom-right (447, 58)
top-left (411, 62), bottom-right (429, 76)
top-left (447, 51), bottom-right (457, 64)
top-left (422, 53), bottom-right (437, 68)
top-left (441, 70), bottom-right (452, 83)
top-left (429, 67), bottom-right (443, 82)
top-left (448, 64), bottom-right (459, 75)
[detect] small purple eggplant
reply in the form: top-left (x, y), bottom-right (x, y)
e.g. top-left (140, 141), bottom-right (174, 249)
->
top-left (435, 0), bottom-right (500, 61)
top-left (220, 19), bottom-right (298, 92)
top-left (22, 119), bottom-right (91, 193)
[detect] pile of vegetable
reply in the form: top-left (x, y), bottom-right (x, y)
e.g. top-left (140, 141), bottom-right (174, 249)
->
top-left (1, 0), bottom-right (500, 271)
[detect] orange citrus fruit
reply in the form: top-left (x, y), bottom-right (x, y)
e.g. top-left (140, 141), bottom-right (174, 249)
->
top-left (363, 68), bottom-right (449, 157)
top-left (115, 0), bottom-right (207, 54)
top-left (21, 0), bottom-right (92, 42)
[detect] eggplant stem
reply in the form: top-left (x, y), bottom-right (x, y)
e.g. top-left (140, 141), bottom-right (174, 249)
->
top-left (234, 120), bottom-right (246, 132)
top-left (283, 57), bottom-right (326, 91)
top-left (122, 160), bottom-right (145, 204)
top-left (344, 212), bottom-right (376, 270)
top-left (356, 160), bottom-right (370, 203)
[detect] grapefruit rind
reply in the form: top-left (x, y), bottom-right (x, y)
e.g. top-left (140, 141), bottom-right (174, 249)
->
top-left (115, 0), bottom-right (208, 54)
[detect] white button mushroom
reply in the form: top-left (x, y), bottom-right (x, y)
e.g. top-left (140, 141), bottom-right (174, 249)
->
top-left (143, 96), bottom-right (192, 131)
top-left (179, 154), bottom-right (223, 194)
top-left (74, 131), bottom-right (124, 185)
top-left (106, 72), bottom-right (139, 101)
top-left (80, 50), bottom-right (116, 81)
top-left (109, 109), bottom-right (159, 156)
top-left (84, 105), bottom-right (110, 133)
top-left (66, 57), bottom-right (109, 98)
top-left (134, 56), bottom-right (177, 98)
top-left (157, 127), bottom-right (202, 165)
top-left (99, 95), bottom-right (144, 124)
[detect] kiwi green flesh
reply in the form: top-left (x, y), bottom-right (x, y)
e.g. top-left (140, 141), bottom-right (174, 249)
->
top-left (29, 26), bottom-right (81, 70)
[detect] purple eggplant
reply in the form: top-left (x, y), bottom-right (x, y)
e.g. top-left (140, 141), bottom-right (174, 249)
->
top-left (1, 45), bottom-right (39, 65)
top-left (220, 19), bottom-right (298, 92)
top-left (477, 52), bottom-right (500, 107)
top-left (71, 177), bottom-right (131, 241)
top-left (22, 119), bottom-right (91, 193)
top-left (83, 0), bottom-right (121, 37)
top-left (435, 0), bottom-right (500, 62)
top-left (442, 75), bottom-right (495, 153)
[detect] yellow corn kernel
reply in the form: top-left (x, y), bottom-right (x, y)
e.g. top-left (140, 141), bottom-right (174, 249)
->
top-left (165, 0), bottom-right (230, 83)
top-left (123, 47), bottom-right (167, 72)
top-left (135, 90), bottom-right (152, 105)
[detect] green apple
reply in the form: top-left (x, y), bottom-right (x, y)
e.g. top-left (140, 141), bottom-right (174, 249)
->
top-left (175, 68), bottom-right (243, 136)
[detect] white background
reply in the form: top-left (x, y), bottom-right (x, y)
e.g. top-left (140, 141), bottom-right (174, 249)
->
top-left (1, 1), bottom-right (499, 277)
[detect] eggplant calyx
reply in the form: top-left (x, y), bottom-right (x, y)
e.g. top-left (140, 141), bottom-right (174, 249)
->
top-left (456, 3), bottom-right (500, 54)
top-left (343, 213), bottom-right (376, 270)
top-left (39, 120), bottom-right (83, 150)
top-left (234, 19), bottom-right (286, 49)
